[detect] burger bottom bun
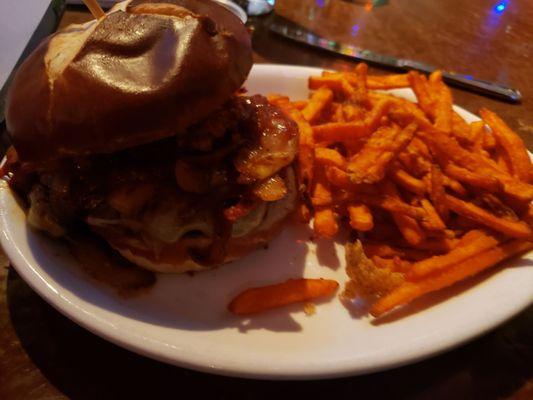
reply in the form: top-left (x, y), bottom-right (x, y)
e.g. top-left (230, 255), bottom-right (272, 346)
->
top-left (100, 166), bottom-right (296, 274)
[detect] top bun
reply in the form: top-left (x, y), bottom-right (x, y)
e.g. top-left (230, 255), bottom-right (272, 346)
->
top-left (6, 0), bottom-right (252, 162)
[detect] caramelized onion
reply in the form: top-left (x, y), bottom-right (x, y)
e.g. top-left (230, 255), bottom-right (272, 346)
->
top-left (252, 175), bottom-right (287, 202)
top-left (234, 96), bottom-right (298, 183)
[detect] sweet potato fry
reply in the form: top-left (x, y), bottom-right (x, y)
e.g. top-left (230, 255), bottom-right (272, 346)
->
top-left (313, 72), bottom-right (410, 92)
top-left (324, 166), bottom-right (351, 188)
top-left (442, 174), bottom-right (468, 197)
top-left (408, 71), bottom-right (435, 118)
top-left (301, 87), bottom-right (334, 123)
top-left (313, 122), bottom-right (370, 142)
top-left (348, 123), bottom-right (417, 184)
top-left (352, 193), bottom-right (426, 220)
top-left (330, 102), bottom-right (345, 122)
top-left (456, 229), bottom-right (487, 245)
top-left (394, 214), bottom-right (426, 246)
top-left (523, 203), bottom-right (533, 226)
top-left (228, 278), bottom-right (339, 315)
top-left (367, 74), bottom-right (410, 89)
top-left (407, 230), bottom-right (500, 280)
top-left (396, 99), bottom-right (434, 131)
top-left (470, 120), bottom-right (486, 151)
top-left (314, 147), bottom-right (347, 169)
top-left (292, 100), bottom-right (308, 110)
top-left (267, 94), bottom-right (290, 107)
top-left (348, 204), bottom-right (374, 231)
top-left (363, 242), bottom-right (432, 261)
top-left (480, 108), bottom-right (531, 182)
top-left (371, 240), bottom-right (533, 317)
top-left (445, 194), bottom-right (532, 239)
top-left (284, 107), bottom-right (315, 189)
top-left (398, 141), bottom-right (433, 178)
top-left (353, 63), bottom-right (370, 108)
top-left (364, 99), bottom-right (394, 132)
top-left (420, 198), bottom-right (446, 231)
top-left (389, 166), bottom-right (427, 195)
top-left (340, 78), bottom-right (356, 100)
top-left (483, 130), bottom-right (497, 150)
top-left (381, 181), bottom-right (426, 245)
top-left (314, 207), bottom-right (339, 238)
top-left (311, 170), bottom-right (333, 207)
top-left (444, 163), bottom-right (502, 192)
top-left (308, 75), bottom-right (344, 92)
top-left (420, 128), bottom-right (533, 202)
top-left (451, 112), bottom-right (472, 144)
top-left (493, 147), bottom-right (512, 174)
top-left (409, 136), bottom-right (432, 159)
top-left (407, 237), bottom-right (458, 253)
top-left (429, 71), bottom-right (453, 133)
top-left (342, 104), bottom-right (365, 122)
top-left (478, 193), bottom-right (520, 222)
top-left (429, 164), bottom-right (449, 221)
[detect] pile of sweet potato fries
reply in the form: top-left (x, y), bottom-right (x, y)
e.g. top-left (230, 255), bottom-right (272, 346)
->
top-left (270, 64), bottom-right (533, 317)
top-left (228, 64), bottom-right (533, 318)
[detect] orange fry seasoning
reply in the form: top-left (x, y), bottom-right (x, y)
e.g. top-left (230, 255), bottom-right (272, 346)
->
top-left (228, 279), bottom-right (339, 315)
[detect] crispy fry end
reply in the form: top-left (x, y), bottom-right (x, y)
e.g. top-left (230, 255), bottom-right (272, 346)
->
top-left (228, 279), bottom-right (339, 315)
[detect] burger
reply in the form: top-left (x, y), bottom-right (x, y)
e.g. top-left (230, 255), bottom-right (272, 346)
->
top-left (2, 0), bottom-right (298, 274)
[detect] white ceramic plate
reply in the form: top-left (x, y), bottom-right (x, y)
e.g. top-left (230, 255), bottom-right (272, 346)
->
top-left (1, 64), bottom-right (532, 380)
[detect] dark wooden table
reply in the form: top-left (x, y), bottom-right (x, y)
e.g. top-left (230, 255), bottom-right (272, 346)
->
top-left (1, 1), bottom-right (532, 398)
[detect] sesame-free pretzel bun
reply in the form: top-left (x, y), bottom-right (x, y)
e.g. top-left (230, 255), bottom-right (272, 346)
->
top-left (6, 0), bottom-right (252, 162)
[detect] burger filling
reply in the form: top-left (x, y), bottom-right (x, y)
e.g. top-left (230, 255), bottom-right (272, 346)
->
top-left (4, 95), bottom-right (298, 266)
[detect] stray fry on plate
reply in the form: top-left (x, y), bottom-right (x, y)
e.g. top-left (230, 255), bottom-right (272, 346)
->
top-left (228, 279), bottom-right (339, 315)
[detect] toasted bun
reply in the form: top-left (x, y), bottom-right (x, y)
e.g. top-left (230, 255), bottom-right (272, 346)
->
top-left (102, 167), bottom-right (297, 273)
top-left (6, 0), bottom-right (252, 162)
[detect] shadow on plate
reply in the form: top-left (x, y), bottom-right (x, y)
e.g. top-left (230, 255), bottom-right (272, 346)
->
top-left (21, 220), bottom-right (343, 332)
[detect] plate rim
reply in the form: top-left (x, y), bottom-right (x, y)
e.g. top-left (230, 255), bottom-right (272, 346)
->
top-left (1, 63), bottom-right (532, 380)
